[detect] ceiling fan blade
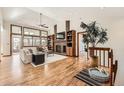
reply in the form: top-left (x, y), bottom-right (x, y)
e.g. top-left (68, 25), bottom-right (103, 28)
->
top-left (39, 24), bottom-right (48, 28)
top-left (43, 25), bottom-right (49, 28)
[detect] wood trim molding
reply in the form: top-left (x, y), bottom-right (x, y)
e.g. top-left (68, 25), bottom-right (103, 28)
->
top-left (2, 55), bottom-right (11, 57)
top-left (54, 24), bottom-right (57, 36)
top-left (10, 25), bottom-right (12, 56)
top-left (11, 24), bottom-right (22, 28)
top-left (23, 46), bottom-right (38, 47)
top-left (23, 26), bottom-right (48, 32)
top-left (54, 24), bottom-right (57, 51)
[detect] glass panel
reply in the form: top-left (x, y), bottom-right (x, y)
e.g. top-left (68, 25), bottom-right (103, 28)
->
top-left (12, 35), bottom-right (22, 53)
top-left (41, 38), bottom-right (47, 46)
top-left (12, 26), bottom-right (21, 34)
top-left (33, 37), bottom-right (40, 46)
top-left (24, 28), bottom-right (40, 36)
top-left (24, 36), bottom-right (32, 46)
top-left (41, 31), bottom-right (47, 37)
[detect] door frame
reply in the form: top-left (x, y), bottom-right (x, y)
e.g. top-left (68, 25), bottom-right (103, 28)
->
top-left (77, 32), bottom-right (87, 57)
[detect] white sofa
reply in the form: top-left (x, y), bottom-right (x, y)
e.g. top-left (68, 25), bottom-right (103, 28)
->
top-left (20, 47), bottom-right (36, 64)
top-left (20, 47), bottom-right (47, 64)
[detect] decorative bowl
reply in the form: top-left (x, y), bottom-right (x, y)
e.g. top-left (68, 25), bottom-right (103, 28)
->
top-left (88, 68), bottom-right (110, 83)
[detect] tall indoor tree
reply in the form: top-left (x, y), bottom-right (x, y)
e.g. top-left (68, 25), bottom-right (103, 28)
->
top-left (80, 21), bottom-right (108, 48)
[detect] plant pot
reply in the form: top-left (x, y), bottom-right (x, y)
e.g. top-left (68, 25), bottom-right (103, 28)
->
top-left (88, 56), bottom-right (98, 67)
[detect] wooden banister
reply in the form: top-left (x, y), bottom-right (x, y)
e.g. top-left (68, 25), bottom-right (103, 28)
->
top-left (88, 47), bottom-right (118, 86)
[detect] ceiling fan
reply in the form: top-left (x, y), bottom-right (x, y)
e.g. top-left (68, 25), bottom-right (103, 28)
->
top-left (38, 13), bottom-right (49, 28)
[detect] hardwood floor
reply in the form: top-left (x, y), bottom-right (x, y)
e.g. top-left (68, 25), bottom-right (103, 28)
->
top-left (0, 54), bottom-right (88, 86)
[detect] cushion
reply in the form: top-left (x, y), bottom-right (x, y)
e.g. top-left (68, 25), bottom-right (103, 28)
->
top-left (24, 50), bottom-right (30, 55)
top-left (37, 46), bottom-right (44, 52)
top-left (28, 49), bottom-right (33, 53)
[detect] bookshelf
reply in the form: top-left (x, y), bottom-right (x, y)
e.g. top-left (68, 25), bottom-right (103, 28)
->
top-left (66, 30), bottom-right (76, 56)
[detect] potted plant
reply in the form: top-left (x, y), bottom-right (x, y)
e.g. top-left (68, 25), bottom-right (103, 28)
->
top-left (80, 21), bottom-right (108, 48)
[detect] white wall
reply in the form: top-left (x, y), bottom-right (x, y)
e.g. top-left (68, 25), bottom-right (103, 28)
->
top-left (0, 8), bottom-right (3, 61)
top-left (2, 21), bottom-right (11, 55)
top-left (108, 18), bottom-right (124, 85)
top-left (68, 17), bottom-right (112, 56)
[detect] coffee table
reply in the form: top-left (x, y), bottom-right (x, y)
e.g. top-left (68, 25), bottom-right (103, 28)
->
top-left (32, 53), bottom-right (45, 66)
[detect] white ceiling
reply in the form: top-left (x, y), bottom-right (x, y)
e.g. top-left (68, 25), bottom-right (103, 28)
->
top-left (2, 7), bottom-right (124, 21)
top-left (1, 7), bottom-right (57, 30)
top-left (29, 7), bottom-right (124, 20)
top-left (1, 7), bottom-right (124, 30)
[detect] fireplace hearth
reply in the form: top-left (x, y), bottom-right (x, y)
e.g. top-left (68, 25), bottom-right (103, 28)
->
top-left (56, 45), bottom-right (66, 54)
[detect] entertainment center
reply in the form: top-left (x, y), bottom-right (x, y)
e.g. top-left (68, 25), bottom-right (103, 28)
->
top-left (48, 20), bottom-right (76, 57)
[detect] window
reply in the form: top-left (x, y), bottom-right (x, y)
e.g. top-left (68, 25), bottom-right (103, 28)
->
top-left (23, 28), bottom-right (48, 46)
top-left (41, 31), bottom-right (47, 37)
top-left (24, 28), bottom-right (40, 36)
top-left (24, 36), bottom-right (41, 47)
top-left (23, 36), bottom-right (32, 46)
top-left (41, 38), bottom-right (47, 46)
top-left (33, 37), bottom-right (41, 46)
top-left (11, 24), bottom-right (48, 47)
top-left (12, 25), bottom-right (22, 34)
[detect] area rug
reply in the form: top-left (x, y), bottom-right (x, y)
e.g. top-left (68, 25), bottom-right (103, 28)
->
top-left (45, 54), bottom-right (68, 64)
top-left (31, 54), bottom-right (68, 67)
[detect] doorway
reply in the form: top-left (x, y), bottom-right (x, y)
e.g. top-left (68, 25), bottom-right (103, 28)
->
top-left (77, 32), bottom-right (88, 58)
top-left (79, 33), bottom-right (85, 56)
top-left (12, 35), bottom-right (21, 54)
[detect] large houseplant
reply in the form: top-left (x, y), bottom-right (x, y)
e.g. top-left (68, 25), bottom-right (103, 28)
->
top-left (80, 21), bottom-right (108, 48)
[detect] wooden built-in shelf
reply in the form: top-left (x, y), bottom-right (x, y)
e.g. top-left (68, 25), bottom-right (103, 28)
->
top-left (66, 30), bottom-right (76, 56)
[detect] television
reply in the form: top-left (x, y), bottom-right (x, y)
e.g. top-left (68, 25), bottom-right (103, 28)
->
top-left (56, 32), bottom-right (65, 39)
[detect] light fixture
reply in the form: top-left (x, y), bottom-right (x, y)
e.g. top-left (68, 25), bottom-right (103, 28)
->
top-left (38, 13), bottom-right (48, 28)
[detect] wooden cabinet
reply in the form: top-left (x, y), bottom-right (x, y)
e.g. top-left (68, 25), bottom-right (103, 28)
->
top-left (66, 30), bottom-right (76, 56)
top-left (66, 47), bottom-right (72, 56)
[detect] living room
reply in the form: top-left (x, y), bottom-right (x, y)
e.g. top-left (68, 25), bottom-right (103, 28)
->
top-left (0, 7), bottom-right (124, 86)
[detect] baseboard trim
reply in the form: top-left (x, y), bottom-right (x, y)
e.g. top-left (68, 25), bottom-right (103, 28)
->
top-left (2, 55), bottom-right (11, 57)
